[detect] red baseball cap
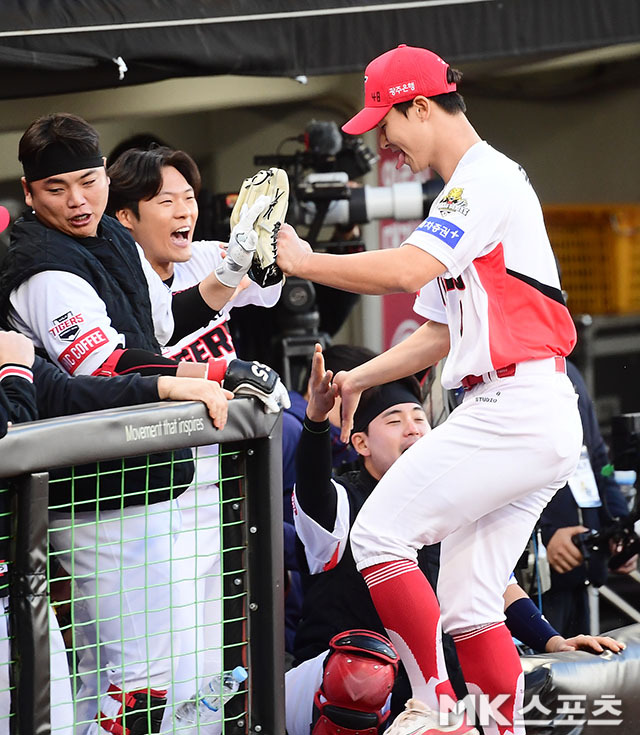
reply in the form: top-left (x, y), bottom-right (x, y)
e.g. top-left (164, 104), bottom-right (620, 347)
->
top-left (342, 44), bottom-right (456, 135)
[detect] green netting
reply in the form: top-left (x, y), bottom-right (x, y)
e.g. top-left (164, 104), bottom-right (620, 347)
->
top-left (44, 443), bottom-right (249, 735)
top-left (0, 485), bottom-right (13, 731)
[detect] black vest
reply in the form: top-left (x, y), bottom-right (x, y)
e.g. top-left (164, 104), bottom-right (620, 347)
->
top-left (0, 212), bottom-right (192, 510)
top-left (1, 211), bottom-right (159, 352)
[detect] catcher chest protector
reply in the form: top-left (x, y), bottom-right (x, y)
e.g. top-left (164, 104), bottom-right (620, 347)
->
top-left (312, 630), bottom-right (399, 735)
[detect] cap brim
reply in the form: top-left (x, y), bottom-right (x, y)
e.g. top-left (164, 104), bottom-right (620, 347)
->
top-left (342, 105), bottom-right (391, 135)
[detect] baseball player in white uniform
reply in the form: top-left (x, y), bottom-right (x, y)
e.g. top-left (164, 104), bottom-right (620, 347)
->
top-left (1, 113), bottom-right (284, 734)
top-left (106, 145), bottom-right (283, 731)
top-left (276, 45), bottom-right (583, 735)
top-left (286, 347), bottom-right (619, 735)
top-left (0, 330), bottom-right (233, 735)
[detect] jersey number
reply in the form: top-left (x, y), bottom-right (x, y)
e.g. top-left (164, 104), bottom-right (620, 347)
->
top-left (441, 275), bottom-right (466, 292)
top-left (437, 276), bottom-right (466, 337)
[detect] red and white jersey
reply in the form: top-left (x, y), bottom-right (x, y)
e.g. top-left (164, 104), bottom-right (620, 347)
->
top-left (162, 240), bottom-right (282, 366)
top-left (292, 482), bottom-right (352, 574)
top-left (409, 141), bottom-right (575, 390)
top-left (8, 243), bottom-right (173, 376)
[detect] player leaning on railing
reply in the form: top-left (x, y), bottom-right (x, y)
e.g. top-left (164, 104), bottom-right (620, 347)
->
top-left (0, 329), bottom-right (234, 730)
top-left (0, 113), bottom-right (288, 734)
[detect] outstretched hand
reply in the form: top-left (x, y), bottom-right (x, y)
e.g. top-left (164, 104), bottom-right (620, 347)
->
top-left (215, 196), bottom-right (270, 289)
top-left (546, 633), bottom-right (626, 654)
top-left (217, 244), bottom-right (252, 299)
top-left (306, 344), bottom-right (338, 422)
top-left (276, 223), bottom-right (313, 276)
top-left (332, 370), bottom-right (364, 443)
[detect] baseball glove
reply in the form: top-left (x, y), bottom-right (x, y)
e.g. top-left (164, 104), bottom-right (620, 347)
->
top-left (230, 167), bottom-right (289, 287)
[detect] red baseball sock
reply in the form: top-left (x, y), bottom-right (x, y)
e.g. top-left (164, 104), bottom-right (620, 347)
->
top-left (453, 623), bottom-right (524, 735)
top-left (362, 560), bottom-right (456, 712)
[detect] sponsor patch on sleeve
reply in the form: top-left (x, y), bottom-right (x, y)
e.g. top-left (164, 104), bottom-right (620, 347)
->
top-left (416, 217), bottom-right (465, 248)
top-left (58, 327), bottom-right (109, 374)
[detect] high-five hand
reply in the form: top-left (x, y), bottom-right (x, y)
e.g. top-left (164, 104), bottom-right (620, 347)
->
top-left (306, 343), bottom-right (338, 423)
top-left (276, 223), bottom-right (313, 276)
top-left (332, 369), bottom-right (364, 444)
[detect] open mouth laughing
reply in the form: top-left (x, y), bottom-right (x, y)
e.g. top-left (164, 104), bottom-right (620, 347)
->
top-left (170, 226), bottom-right (191, 247)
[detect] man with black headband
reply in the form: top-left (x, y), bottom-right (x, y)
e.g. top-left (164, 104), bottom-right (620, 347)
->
top-left (285, 345), bottom-right (622, 735)
top-left (1, 113), bottom-right (284, 385)
top-left (0, 112), bottom-right (287, 734)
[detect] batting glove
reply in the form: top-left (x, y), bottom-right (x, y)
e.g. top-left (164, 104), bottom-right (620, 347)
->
top-left (223, 359), bottom-right (291, 414)
top-left (215, 196), bottom-right (271, 288)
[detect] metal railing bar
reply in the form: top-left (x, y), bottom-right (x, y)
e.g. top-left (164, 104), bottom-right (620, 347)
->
top-left (0, 397), bottom-right (277, 478)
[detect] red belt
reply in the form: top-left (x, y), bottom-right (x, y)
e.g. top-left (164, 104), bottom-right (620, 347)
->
top-left (461, 356), bottom-right (566, 391)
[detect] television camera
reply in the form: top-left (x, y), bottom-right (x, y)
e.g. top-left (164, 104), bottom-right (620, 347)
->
top-left (209, 121), bottom-right (443, 389)
top-left (255, 120), bottom-right (442, 243)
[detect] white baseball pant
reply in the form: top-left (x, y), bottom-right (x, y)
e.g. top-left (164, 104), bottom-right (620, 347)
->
top-left (159, 481), bottom-right (223, 733)
top-left (351, 360), bottom-right (583, 634)
top-left (49, 499), bottom-right (181, 734)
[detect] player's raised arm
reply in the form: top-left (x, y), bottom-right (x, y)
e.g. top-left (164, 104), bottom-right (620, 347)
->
top-left (293, 344), bottom-right (341, 529)
top-left (305, 343), bottom-right (339, 422)
top-left (276, 223), bottom-right (447, 295)
top-left (333, 321), bottom-right (449, 442)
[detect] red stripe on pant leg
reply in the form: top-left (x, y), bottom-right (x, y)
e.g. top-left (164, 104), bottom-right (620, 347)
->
top-left (453, 623), bottom-right (524, 735)
top-left (362, 561), bottom-right (455, 711)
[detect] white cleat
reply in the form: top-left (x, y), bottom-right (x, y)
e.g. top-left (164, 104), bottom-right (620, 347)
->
top-left (384, 698), bottom-right (479, 735)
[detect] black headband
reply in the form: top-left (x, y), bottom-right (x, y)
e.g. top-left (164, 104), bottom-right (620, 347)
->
top-left (352, 381), bottom-right (422, 434)
top-left (23, 144), bottom-right (104, 182)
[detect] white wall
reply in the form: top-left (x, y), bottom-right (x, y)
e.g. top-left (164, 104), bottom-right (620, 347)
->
top-left (466, 84), bottom-right (640, 204)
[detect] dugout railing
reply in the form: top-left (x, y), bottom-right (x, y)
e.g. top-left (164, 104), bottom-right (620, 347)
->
top-left (0, 397), bottom-right (284, 735)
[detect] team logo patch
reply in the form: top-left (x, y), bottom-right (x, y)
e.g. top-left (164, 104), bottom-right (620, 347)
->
top-left (437, 187), bottom-right (470, 216)
top-left (417, 217), bottom-right (464, 248)
top-left (49, 311), bottom-right (85, 342)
